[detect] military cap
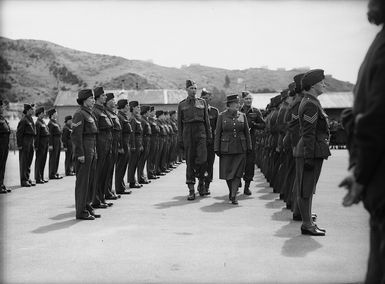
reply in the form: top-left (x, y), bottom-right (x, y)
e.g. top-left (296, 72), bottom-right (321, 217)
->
top-left (293, 73), bottom-right (305, 92)
top-left (280, 89), bottom-right (289, 99)
top-left (288, 82), bottom-right (296, 96)
top-left (23, 103), bottom-right (35, 114)
top-left (35, 106), bottom-right (45, 117)
top-left (93, 86), bottom-right (104, 99)
top-left (47, 108), bottom-right (57, 117)
top-left (117, 99), bottom-right (128, 109)
top-left (77, 89), bottom-right (93, 105)
top-left (301, 69), bottom-right (325, 89)
top-left (241, 91), bottom-right (250, 98)
top-left (129, 101), bottom-right (139, 108)
top-left (186, 79), bottom-right (196, 88)
top-left (155, 110), bottom-right (164, 117)
top-left (163, 111), bottom-right (169, 115)
top-left (150, 106), bottom-right (155, 112)
top-left (105, 93), bottom-right (114, 102)
top-left (169, 110), bottom-right (176, 116)
top-left (140, 105), bottom-right (151, 115)
top-left (64, 115), bottom-right (72, 122)
top-left (226, 94), bottom-right (239, 104)
top-left (201, 88), bottom-right (211, 97)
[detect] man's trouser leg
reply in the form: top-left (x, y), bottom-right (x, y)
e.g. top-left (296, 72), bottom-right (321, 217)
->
top-left (0, 136), bottom-right (9, 186)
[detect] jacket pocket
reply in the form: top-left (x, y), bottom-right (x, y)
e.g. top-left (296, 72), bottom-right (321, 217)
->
top-left (220, 138), bottom-right (229, 153)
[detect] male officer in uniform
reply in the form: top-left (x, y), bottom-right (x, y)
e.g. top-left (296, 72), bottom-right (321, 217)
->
top-left (62, 115), bottom-right (75, 176)
top-left (177, 80), bottom-right (212, 200)
top-left (240, 91), bottom-right (265, 195)
top-left (47, 108), bottom-right (63, 179)
top-left (339, 1), bottom-right (385, 281)
top-left (115, 99), bottom-right (133, 195)
top-left (137, 105), bottom-right (152, 184)
top-left (71, 89), bottom-right (100, 220)
top-left (200, 88), bottom-right (219, 195)
top-left (92, 87), bottom-right (113, 208)
top-left (17, 104), bottom-right (36, 187)
top-left (0, 100), bottom-right (11, 193)
top-left (34, 107), bottom-right (49, 183)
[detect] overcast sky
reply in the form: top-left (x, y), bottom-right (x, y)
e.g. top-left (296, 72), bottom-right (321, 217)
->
top-left (0, 0), bottom-right (380, 83)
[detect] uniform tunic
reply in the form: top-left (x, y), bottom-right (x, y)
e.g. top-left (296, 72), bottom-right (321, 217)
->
top-left (16, 115), bottom-right (36, 184)
top-left (48, 119), bottom-right (62, 178)
top-left (177, 96), bottom-right (212, 184)
top-left (137, 116), bottom-right (151, 182)
top-left (214, 109), bottom-right (252, 180)
top-left (147, 117), bottom-right (160, 178)
top-left (155, 119), bottom-right (166, 174)
top-left (34, 118), bottom-right (50, 181)
top-left (71, 106), bottom-right (98, 218)
top-left (62, 124), bottom-right (74, 175)
top-left (0, 114), bottom-right (11, 187)
top-left (206, 105), bottom-right (219, 183)
top-left (294, 93), bottom-right (331, 198)
top-left (127, 115), bottom-right (143, 184)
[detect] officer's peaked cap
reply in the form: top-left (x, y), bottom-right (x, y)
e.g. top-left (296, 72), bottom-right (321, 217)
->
top-left (301, 69), bottom-right (325, 89)
top-left (226, 94), bottom-right (239, 104)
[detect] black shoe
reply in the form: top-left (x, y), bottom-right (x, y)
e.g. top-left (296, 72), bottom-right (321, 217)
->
top-left (301, 225), bottom-right (325, 236)
top-left (104, 202), bottom-right (113, 207)
top-left (148, 176), bottom-right (158, 180)
top-left (118, 190), bottom-right (132, 195)
top-left (129, 183), bottom-right (141, 188)
top-left (67, 172), bottom-right (75, 176)
top-left (231, 197), bottom-right (238, 205)
top-left (28, 181), bottom-right (36, 186)
top-left (139, 180), bottom-right (150, 184)
top-left (187, 192), bottom-right (195, 201)
top-left (3, 185), bottom-right (11, 193)
top-left (0, 188), bottom-right (7, 194)
top-left (90, 212), bottom-right (101, 218)
top-left (105, 195), bottom-right (118, 200)
top-left (116, 194), bottom-right (121, 199)
top-left (315, 224), bottom-right (326, 233)
top-left (157, 173), bottom-right (166, 176)
top-left (244, 189), bottom-right (252, 195)
top-left (76, 214), bottom-right (95, 220)
top-left (42, 179), bottom-right (49, 183)
top-left (36, 180), bottom-right (45, 184)
top-left (92, 203), bottom-right (108, 209)
top-left (21, 182), bottom-right (31, 187)
top-left (55, 174), bottom-right (63, 179)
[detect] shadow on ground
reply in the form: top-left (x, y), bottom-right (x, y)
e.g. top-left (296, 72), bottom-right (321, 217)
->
top-left (154, 195), bottom-right (201, 209)
top-left (200, 201), bottom-right (240, 213)
top-left (50, 211), bottom-right (76, 221)
top-left (281, 235), bottom-right (323, 257)
top-left (32, 219), bottom-right (80, 234)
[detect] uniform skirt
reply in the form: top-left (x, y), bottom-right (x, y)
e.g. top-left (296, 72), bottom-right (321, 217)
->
top-left (219, 153), bottom-right (246, 180)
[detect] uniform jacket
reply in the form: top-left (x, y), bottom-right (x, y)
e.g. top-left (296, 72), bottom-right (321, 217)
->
top-left (288, 93), bottom-right (304, 154)
top-left (48, 119), bottom-right (62, 147)
top-left (71, 106), bottom-right (98, 158)
top-left (62, 124), bottom-right (72, 150)
top-left (214, 109), bottom-right (252, 155)
top-left (208, 105), bottom-right (219, 139)
top-left (177, 96), bottom-right (212, 143)
top-left (35, 118), bottom-right (50, 148)
top-left (118, 110), bottom-right (134, 149)
top-left (106, 108), bottom-right (122, 149)
top-left (0, 115), bottom-right (10, 136)
top-left (149, 117), bottom-right (160, 137)
top-left (129, 115), bottom-right (143, 150)
top-left (140, 116), bottom-right (152, 137)
top-left (16, 115), bottom-right (36, 148)
top-left (92, 104), bottom-right (113, 133)
top-left (294, 93), bottom-right (331, 159)
top-left (240, 105), bottom-right (265, 134)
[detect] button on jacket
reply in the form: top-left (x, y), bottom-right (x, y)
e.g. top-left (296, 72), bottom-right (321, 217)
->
top-left (16, 115), bottom-right (36, 147)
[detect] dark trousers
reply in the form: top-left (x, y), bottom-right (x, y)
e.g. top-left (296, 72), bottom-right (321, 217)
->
top-left (161, 137), bottom-right (169, 171)
top-left (19, 136), bottom-right (34, 184)
top-left (365, 217), bottom-right (385, 284)
top-left (296, 158), bottom-right (323, 198)
top-left (75, 138), bottom-right (96, 218)
top-left (183, 123), bottom-right (207, 185)
top-left (92, 135), bottom-right (112, 205)
top-left (0, 135), bottom-right (9, 186)
top-left (155, 137), bottom-right (165, 174)
top-left (49, 137), bottom-right (61, 178)
top-left (128, 148), bottom-right (141, 184)
top-left (105, 139), bottom-right (118, 197)
top-left (147, 136), bottom-right (159, 177)
top-left (205, 142), bottom-right (215, 183)
top-left (35, 138), bottom-right (49, 181)
top-left (64, 146), bottom-right (74, 175)
top-left (243, 138), bottom-right (256, 182)
top-left (115, 138), bottom-right (130, 193)
top-left (138, 136), bottom-right (151, 181)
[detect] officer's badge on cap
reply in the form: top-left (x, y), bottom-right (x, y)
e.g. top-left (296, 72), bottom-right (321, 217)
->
top-left (64, 115), bottom-right (72, 122)
top-left (77, 89), bottom-right (93, 105)
top-left (93, 86), bottom-right (104, 99)
top-left (155, 110), bottom-right (164, 117)
top-left (23, 103), bottom-right (35, 114)
top-left (129, 101), bottom-right (139, 108)
top-left (186, 79), bottom-right (196, 88)
top-left (35, 106), bottom-right (45, 117)
top-left (117, 99), bottom-right (128, 109)
top-left (105, 93), bottom-right (114, 102)
top-left (301, 69), bottom-right (325, 89)
top-left (47, 108), bottom-right (57, 117)
top-left (241, 91), bottom-right (250, 98)
top-left (201, 88), bottom-right (211, 97)
top-left (226, 94), bottom-right (239, 103)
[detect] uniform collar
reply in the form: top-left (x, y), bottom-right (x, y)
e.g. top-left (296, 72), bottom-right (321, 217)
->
top-left (186, 96), bottom-right (196, 103)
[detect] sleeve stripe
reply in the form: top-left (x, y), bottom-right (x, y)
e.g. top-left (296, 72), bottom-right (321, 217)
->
top-left (291, 114), bottom-right (299, 120)
top-left (72, 121), bottom-right (82, 128)
top-left (303, 113), bottom-right (317, 124)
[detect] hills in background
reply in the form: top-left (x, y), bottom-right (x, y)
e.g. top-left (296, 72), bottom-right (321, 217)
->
top-left (0, 36), bottom-right (354, 106)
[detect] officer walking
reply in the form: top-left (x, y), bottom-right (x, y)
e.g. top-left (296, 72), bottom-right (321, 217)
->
top-left (16, 104), bottom-right (36, 187)
top-left (47, 108), bottom-right (63, 179)
top-left (0, 100), bottom-right (11, 193)
top-left (240, 91), bottom-right (265, 195)
top-left (71, 89), bottom-right (100, 220)
top-left (34, 107), bottom-right (49, 184)
top-left (200, 88), bottom-right (219, 195)
top-left (177, 80), bottom-right (212, 200)
top-left (62, 115), bottom-right (75, 176)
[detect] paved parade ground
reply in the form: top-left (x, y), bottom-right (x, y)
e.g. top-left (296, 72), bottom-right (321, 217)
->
top-left (1, 150), bottom-right (368, 284)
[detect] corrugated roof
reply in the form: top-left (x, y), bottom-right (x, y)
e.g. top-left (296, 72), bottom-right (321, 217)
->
top-left (251, 92), bottom-right (353, 109)
top-left (54, 89), bottom-right (188, 106)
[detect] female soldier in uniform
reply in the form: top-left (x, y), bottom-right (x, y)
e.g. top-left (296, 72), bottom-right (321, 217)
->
top-left (214, 95), bottom-right (252, 205)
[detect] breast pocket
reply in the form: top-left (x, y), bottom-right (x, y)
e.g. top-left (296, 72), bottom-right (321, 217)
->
top-left (220, 137), bottom-right (229, 153)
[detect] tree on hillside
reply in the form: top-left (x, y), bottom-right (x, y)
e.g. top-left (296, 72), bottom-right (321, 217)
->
top-left (224, 75), bottom-right (230, 88)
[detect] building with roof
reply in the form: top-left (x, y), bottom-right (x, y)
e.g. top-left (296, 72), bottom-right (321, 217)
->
top-left (251, 92), bottom-right (353, 121)
top-left (53, 89), bottom-right (188, 124)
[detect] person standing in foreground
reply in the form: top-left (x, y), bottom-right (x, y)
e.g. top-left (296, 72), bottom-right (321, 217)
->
top-left (47, 108), bottom-right (63, 180)
top-left (339, 1), bottom-right (385, 282)
top-left (0, 100), bottom-right (11, 193)
top-left (62, 115), bottom-right (75, 176)
top-left (214, 94), bottom-right (252, 205)
top-left (16, 104), bottom-right (36, 187)
top-left (294, 69), bottom-right (330, 236)
top-left (34, 107), bottom-right (49, 184)
top-left (71, 89), bottom-right (100, 220)
top-left (177, 80), bottom-right (212, 200)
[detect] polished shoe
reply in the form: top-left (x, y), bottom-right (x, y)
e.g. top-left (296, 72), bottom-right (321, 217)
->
top-left (92, 203), bottom-right (108, 209)
top-left (66, 172), bottom-right (76, 176)
top-left (139, 180), bottom-right (150, 184)
top-left (157, 172), bottom-right (166, 176)
top-left (187, 192), bottom-right (195, 201)
top-left (116, 194), bottom-right (121, 199)
top-left (105, 195), bottom-right (118, 200)
top-left (55, 174), bottom-right (63, 179)
top-left (315, 224), bottom-right (326, 233)
top-left (148, 176), bottom-right (158, 180)
top-left (2, 185), bottom-right (11, 193)
top-left (36, 180), bottom-right (45, 184)
top-left (301, 225), bottom-right (325, 236)
top-left (21, 182), bottom-right (31, 187)
top-left (231, 197), bottom-right (238, 205)
top-left (244, 188), bottom-right (252, 195)
top-left (0, 188), bottom-right (7, 194)
top-left (104, 202), bottom-right (113, 207)
top-left (43, 179), bottom-right (49, 183)
top-left (129, 183), bottom-right (141, 189)
top-left (90, 212), bottom-right (101, 218)
top-left (28, 181), bottom-right (36, 186)
top-left (76, 214), bottom-right (95, 220)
